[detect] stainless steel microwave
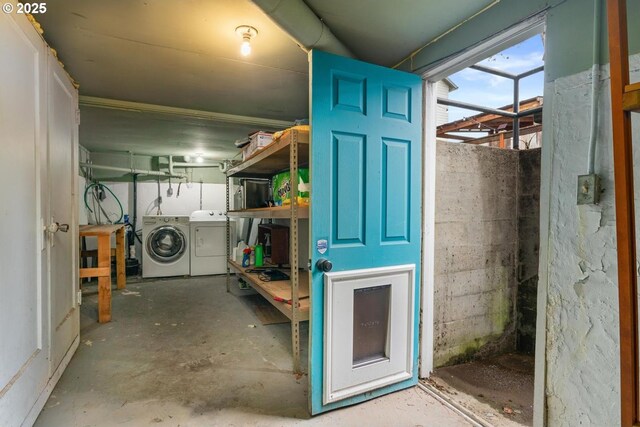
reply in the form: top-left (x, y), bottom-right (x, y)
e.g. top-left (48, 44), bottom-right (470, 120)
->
top-left (233, 179), bottom-right (270, 210)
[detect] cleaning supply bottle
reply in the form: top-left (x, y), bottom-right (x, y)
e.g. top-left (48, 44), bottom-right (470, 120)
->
top-left (264, 233), bottom-right (271, 258)
top-left (235, 240), bottom-right (248, 263)
top-left (255, 244), bottom-right (264, 267)
top-left (249, 246), bottom-right (256, 265)
top-left (242, 247), bottom-right (251, 267)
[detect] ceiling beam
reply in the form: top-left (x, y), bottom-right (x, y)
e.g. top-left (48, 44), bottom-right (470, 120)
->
top-left (78, 96), bottom-right (292, 129)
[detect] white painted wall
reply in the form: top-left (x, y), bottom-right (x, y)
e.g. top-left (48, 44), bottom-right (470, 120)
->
top-left (435, 80), bottom-right (452, 126)
top-left (137, 181), bottom-right (227, 217)
top-left (80, 181), bottom-right (227, 225)
top-left (540, 54), bottom-right (640, 425)
top-left (79, 179), bottom-right (228, 263)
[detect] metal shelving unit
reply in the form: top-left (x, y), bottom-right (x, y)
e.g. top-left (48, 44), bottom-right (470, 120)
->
top-left (225, 127), bottom-right (309, 373)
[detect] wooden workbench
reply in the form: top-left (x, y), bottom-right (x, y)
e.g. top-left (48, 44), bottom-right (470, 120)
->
top-left (79, 224), bottom-right (126, 323)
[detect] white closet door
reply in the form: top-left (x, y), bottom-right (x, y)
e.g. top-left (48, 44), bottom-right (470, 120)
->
top-left (0, 12), bottom-right (50, 427)
top-left (47, 52), bottom-right (80, 374)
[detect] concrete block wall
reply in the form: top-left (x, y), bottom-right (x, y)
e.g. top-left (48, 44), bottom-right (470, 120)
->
top-left (541, 55), bottom-right (640, 425)
top-left (433, 141), bottom-right (520, 367)
top-left (517, 148), bottom-right (541, 354)
top-left (433, 141), bottom-right (541, 367)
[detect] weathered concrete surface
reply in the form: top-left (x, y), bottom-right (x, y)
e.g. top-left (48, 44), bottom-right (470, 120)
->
top-left (34, 276), bottom-right (471, 426)
top-left (432, 352), bottom-right (535, 426)
top-left (541, 55), bottom-right (640, 426)
top-left (517, 149), bottom-right (541, 354)
top-left (434, 142), bottom-right (520, 367)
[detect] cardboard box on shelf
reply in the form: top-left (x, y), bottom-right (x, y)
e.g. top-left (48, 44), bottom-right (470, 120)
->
top-left (242, 131), bottom-right (273, 160)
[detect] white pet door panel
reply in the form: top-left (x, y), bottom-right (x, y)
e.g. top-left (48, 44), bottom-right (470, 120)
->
top-left (324, 264), bottom-right (415, 405)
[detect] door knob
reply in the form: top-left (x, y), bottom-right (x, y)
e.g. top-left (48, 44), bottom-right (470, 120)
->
top-left (45, 222), bottom-right (69, 233)
top-left (316, 258), bottom-right (333, 272)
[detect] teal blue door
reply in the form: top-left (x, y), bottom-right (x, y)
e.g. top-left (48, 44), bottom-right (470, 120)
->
top-left (309, 50), bottom-right (422, 414)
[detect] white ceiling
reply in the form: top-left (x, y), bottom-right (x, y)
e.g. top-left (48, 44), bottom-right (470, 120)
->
top-left (36, 0), bottom-right (491, 159)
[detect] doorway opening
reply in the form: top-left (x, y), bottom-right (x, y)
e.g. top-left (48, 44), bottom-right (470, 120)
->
top-left (421, 25), bottom-right (545, 427)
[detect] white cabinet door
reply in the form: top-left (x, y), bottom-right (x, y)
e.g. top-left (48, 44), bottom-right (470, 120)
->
top-left (47, 53), bottom-right (79, 374)
top-left (0, 12), bottom-right (50, 427)
top-left (0, 12), bottom-right (80, 426)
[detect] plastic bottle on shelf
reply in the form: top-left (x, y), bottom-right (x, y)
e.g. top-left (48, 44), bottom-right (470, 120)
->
top-left (235, 240), bottom-right (248, 263)
top-left (264, 233), bottom-right (271, 258)
top-left (249, 246), bottom-right (255, 265)
top-left (255, 244), bottom-right (264, 267)
top-left (242, 247), bottom-right (251, 267)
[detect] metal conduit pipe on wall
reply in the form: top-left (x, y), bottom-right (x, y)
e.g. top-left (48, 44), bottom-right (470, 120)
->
top-left (79, 162), bottom-right (186, 179)
top-left (168, 156), bottom-right (224, 177)
top-left (251, 0), bottom-right (355, 58)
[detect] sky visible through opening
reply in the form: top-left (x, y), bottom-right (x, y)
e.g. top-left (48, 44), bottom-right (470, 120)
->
top-left (446, 34), bottom-right (545, 124)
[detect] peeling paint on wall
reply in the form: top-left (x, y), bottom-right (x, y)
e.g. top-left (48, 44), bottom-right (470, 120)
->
top-left (543, 54), bottom-right (640, 426)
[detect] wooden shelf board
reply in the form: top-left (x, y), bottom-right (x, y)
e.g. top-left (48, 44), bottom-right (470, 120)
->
top-left (227, 128), bottom-right (309, 178)
top-left (624, 82), bottom-right (640, 92)
top-left (623, 85), bottom-right (640, 112)
top-left (228, 259), bottom-right (309, 321)
top-left (227, 205), bottom-right (309, 219)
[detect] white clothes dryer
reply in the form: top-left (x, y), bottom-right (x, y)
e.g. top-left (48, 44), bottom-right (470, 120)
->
top-left (189, 210), bottom-right (236, 276)
top-left (142, 215), bottom-right (190, 278)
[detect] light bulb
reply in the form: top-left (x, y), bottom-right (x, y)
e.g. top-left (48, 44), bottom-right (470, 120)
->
top-left (183, 155), bottom-right (191, 162)
top-left (240, 37), bottom-right (251, 56)
top-left (195, 154), bottom-right (204, 164)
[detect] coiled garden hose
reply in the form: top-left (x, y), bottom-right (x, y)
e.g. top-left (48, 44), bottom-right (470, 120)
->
top-left (83, 182), bottom-right (124, 224)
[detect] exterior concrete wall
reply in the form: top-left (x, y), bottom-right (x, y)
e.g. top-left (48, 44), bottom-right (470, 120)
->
top-left (433, 141), bottom-right (519, 367)
top-left (516, 148), bottom-right (541, 354)
top-left (540, 54), bottom-right (640, 426)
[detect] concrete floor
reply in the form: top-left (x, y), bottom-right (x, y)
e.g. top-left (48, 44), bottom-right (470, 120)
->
top-left (35, 276), bottom-right (471, 426)
top-left (431, 353), bottom-right (535, 426)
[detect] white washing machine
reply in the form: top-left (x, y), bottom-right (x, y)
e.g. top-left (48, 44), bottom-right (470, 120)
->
top-left (142, 215), bottom-right (190, 278)
top-left (189, 210), bottom-right (236, 276)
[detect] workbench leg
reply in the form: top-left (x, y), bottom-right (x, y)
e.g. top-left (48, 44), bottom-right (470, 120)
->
top-left (97, 235), bottom-right (112, 323)
top-left (116, 227), bottom-right (126, 290)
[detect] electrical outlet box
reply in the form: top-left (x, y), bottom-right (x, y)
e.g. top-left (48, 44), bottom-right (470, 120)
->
top-left (577, 174), bottom-right (601, 205)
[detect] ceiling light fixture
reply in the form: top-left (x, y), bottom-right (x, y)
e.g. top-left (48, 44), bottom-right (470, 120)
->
top-left (195, 153), bottom-right (204, 163)
top-left (235, 25), bottom-right (258, 57)
top-left (183, 155), bottom-right (192, 162)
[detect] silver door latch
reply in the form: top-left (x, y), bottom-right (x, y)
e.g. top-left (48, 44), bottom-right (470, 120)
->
top-left (45, 222), bottom-right (69, 233)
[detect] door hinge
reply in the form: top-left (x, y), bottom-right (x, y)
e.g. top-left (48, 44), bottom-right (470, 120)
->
top-left (76, 109), bottom-right (81, 125)
top-left (77, 290), bottom-right (82, 305)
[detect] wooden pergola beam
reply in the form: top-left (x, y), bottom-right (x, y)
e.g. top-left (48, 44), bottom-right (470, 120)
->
top-left (463, 124), bottom-right (542, 146)
top-left (437, 97), bottom-right (542, 134)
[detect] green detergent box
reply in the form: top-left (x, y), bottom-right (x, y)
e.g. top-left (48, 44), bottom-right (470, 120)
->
top-left (272, 169), bottom-right (310, 205)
